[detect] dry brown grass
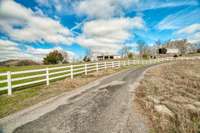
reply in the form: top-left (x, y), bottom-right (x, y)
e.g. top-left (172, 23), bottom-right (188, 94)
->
top-left (135, 60), bottom-right (200, 133)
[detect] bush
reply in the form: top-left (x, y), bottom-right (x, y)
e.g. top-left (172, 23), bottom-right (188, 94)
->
top-left (43, 50), bottom-right (64, 64)
top-left (128, 52), bottom-right (134, 59)
top-left (142, 54), bottom-right (148, 59)
top-left (158, 48), bottom-right (167, 54)
top-left (83, 56), bottom-right (91, 62)
top-left (173, 54), bottom-right (178, 58)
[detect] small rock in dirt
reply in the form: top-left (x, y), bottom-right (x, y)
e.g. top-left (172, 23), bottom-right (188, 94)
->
top-left (183, 104), bottom-right (199, 112)
top-left (147, 96), bottom-right (160, 104)
top-left (194, 101), bottom-right (200, 107)
top-left (154, 105), bottom-right (174, 117)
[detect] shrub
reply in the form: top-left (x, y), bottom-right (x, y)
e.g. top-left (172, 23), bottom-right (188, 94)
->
top-left (158, 48), bottom-right (167, 54)
top-left (43, 50), bottom-right (64, 64)
top-left (173, 54), bottom-right (178, 58)
top-left (83, 56), bottom-right (91, 62)
top-left (142, 54), bottom-right (148, 59)
top-left (128, 52), bottom-right (134, 59)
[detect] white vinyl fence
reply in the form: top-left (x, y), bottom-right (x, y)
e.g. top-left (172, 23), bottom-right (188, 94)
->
top-left (0, 57), bottom-right (199, 95)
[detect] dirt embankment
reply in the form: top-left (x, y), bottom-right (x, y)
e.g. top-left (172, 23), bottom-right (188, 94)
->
top-left (135, 60), bottom-right (200, 133)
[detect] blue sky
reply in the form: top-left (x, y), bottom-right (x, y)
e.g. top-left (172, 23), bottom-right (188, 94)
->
top-left (0, 0), bottom-right (200, 61)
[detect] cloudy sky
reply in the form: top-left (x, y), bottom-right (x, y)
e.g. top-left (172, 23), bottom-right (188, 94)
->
top-left (0, 0), bottom-right (200, 61)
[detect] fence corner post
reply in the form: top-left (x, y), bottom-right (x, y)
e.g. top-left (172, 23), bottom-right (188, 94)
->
top-left (70, 65), bottom-right (74, 79)
top-left (7, 71), bottom-right (12, 95)
top-left (46, 68), bottom-right (49, 86)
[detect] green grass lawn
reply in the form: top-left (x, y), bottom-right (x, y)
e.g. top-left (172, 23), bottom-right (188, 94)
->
top-left (0, 64), bottom-right (66, 90)
top-left (0, 59), bottom-right (157, 94)
top-left (0, 63), bottom-right (73, 73)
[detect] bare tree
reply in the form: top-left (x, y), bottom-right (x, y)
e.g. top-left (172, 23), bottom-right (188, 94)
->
top-left (137, 40), bottom-right (147, 56)
top-left (61, 51), bottom-right (69, 63)
top-left (120, 45), bottom-right (132, 58)
top-left (155, 39), bottom-right (162, 47)
top-left (85, 48), bottom-right (92, 57)
top-left (189, 43), bottom-right (200, 53)
top-left (83, 48), bottom-right (92, 62)
top-left (162, 39), bottom-right (191, 54)
top-left (176, 39), bottom-right (189, 54)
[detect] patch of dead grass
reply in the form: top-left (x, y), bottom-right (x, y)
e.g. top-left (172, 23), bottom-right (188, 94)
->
top-left (135, 60), bottom-right (200, 133)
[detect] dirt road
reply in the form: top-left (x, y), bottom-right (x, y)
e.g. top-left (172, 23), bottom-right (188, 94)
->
top-left (0, 66), bottom-right (151, 133)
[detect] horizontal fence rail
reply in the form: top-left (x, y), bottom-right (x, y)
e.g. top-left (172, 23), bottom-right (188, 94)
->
top-left (0, 57), bottom-right (199, 95)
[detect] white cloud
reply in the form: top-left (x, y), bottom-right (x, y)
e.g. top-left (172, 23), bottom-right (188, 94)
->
top-left (0, 39), bottom-right (76, 62)
top-left (189, 32), bottom-right (200, 43)
top-left (134, 0), bottom-right (198, 11)
top-left (26, 46), bottom-right (76, 62)
top-left (0, 39), bottom-right (33, 61)
top-left (36, 0), bottom-right (134, 18)
top-left (157, 8), bottom-right (200, 30)
top-left (76, 17), bottom-right (145, 54)
top-left (176, 23), bottom-right (200, 34)
top-left (36, 0), bottom-right (49, 5)
top-left (174, 23), bottom-right (200, 44)
top-left (184, 32), bottom-right (200, 44)
top-left (74, 0), bottom-right (133, 18)
top-left (0, 0), bottom-right (73, 45)
top-left (36, 0), bottom-right (198, 18)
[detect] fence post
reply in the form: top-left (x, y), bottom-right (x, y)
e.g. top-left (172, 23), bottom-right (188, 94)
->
top-left (127, 60), bottom-right (129, 65)
top-left (112, 62), bottom-right (114, 68)
top-left (70, 65), bottom-right (73, 79)
top-left (7, 71), bottom-right (12, 95)
top-left (46, 68), bottom-right (49, 86)
top-left (96, 62), bottom-right (99, 72)
top-left (104, 62), bottom-right (107, 69)
top-left (85, 64), bottom-right (87, 75)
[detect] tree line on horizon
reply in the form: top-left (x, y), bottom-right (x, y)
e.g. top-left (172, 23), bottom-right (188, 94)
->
top-left (1, 39), bottom-right (200, 66)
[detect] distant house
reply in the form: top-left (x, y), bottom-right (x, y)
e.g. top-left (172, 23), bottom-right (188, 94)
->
top-left (166, 48), bottom-right (180, 54)
top-left (96, 55), bottom-right (121, 61)
top-left (157, 48), bottom-right (180, 57)
top-left (90, 53), bottom-right (121, 61)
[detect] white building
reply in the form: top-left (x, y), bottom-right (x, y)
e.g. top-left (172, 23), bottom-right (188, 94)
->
top-left (90, 52), bottom-right (121, 61)
top-left (96, 55), bottom-right (121, 61)
top-left (166, 48), bottom-right (180, 54)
